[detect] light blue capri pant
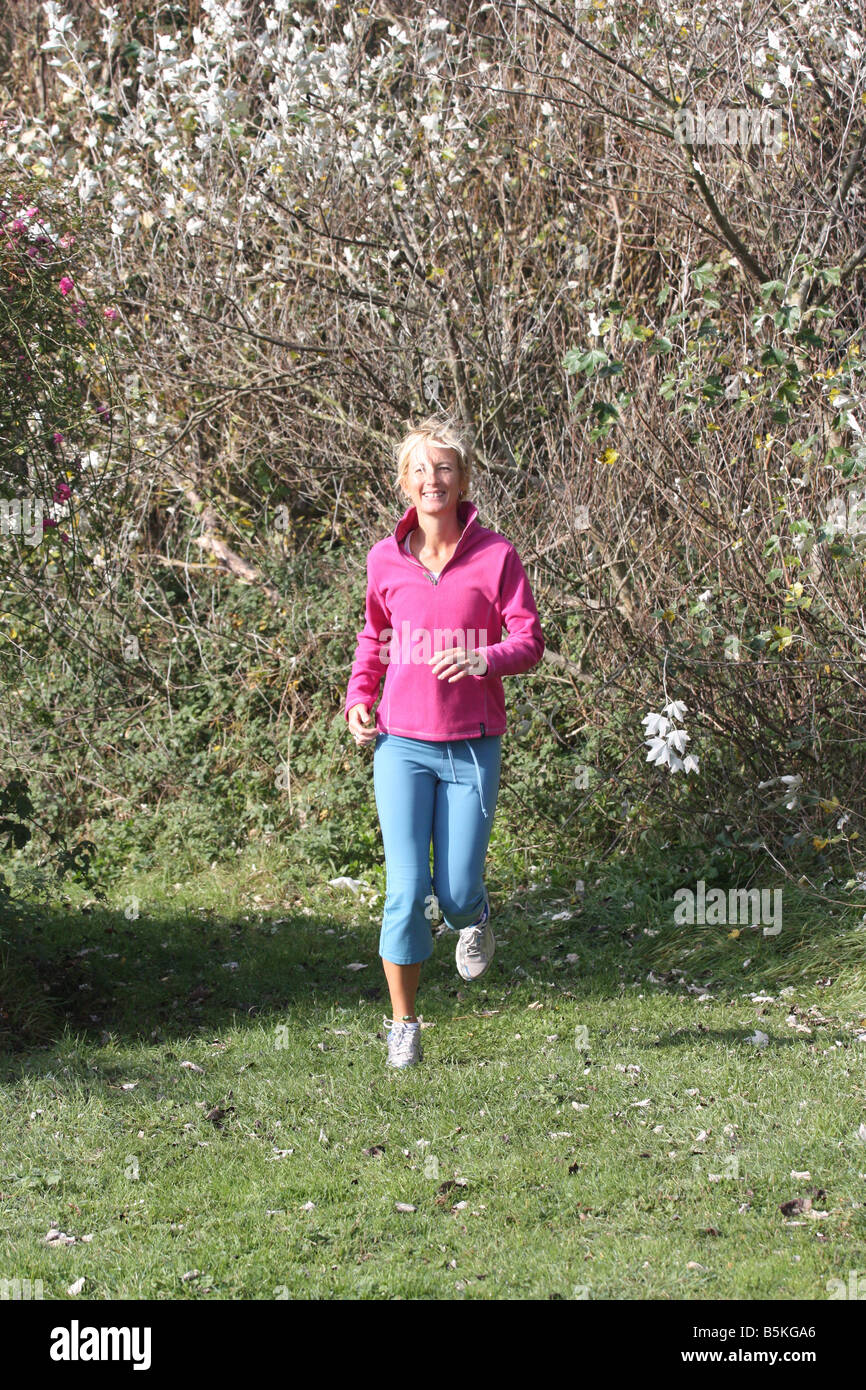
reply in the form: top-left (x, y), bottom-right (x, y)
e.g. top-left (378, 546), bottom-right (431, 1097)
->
top-left (373, 732), bottom-right (502, 965)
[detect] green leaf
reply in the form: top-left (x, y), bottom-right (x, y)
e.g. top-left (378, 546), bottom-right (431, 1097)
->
top-left (591, 401), bottom-right (620, 425)
top-left (691, 260), bottom-right (717, 289)
top-left (759, 279), bottom-right (787, 301)
top-left (761, 346), bottom-right (788, 366)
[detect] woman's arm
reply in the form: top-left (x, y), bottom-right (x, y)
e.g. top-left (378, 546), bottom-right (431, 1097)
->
top-left (475, 544), bottom-right (544, 679)
top-left (344, 555), bottom-right (392, 720)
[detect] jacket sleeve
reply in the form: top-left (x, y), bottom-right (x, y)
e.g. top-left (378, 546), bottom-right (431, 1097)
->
top-left (476, 544), bottom-right (545, 679)
top-left (344, 553), bottom-right (392, 719)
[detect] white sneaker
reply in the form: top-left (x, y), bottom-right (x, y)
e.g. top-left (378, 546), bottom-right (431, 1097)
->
top-left (456, 898), bottom-right (494, 981)
top-left (384, 1017), bottom-right (423, 1068)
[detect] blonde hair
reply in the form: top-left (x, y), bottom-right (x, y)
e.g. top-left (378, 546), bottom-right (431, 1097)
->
top-left (395, 413), bottom-right (474, 499)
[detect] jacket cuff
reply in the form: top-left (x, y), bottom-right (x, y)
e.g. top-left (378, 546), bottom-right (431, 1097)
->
top-left (475, 646), bottom-right (496, 678)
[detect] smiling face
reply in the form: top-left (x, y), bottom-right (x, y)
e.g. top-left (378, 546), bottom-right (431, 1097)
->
top-left (401, 440), bottom-right (464, 519)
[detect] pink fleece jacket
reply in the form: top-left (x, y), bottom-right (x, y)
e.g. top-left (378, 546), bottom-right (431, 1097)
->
top-left (344, 499), bottom-right (545, 740)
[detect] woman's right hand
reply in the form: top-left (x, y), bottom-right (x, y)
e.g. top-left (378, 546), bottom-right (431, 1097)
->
top-left (348, 703), bottom-right (378, 746)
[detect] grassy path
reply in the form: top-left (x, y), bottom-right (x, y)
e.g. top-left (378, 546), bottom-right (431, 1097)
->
top-left (2, 865), bottom-right (865, 1299)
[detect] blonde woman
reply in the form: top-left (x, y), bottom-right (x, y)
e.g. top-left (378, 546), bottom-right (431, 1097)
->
top-left (344, 416), bottom-right (544, 1067)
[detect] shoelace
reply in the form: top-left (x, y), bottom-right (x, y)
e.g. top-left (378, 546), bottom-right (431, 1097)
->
top-left (460, 901), bottom-right (489, 957)
top-left (387, 1019), bottom-right (420, 1064)
top-left (461, 925), bottom-right (486, 959)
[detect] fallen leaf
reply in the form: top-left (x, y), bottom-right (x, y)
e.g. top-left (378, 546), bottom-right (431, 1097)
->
top-left (780, 1196), bottom-right (811, 1216)
top-left (328, 876), bottom-right (365, 893)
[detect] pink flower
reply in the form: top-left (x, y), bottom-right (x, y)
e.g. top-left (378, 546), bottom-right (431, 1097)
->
top-left (53, 431), bottom-right (64, 444)
top-left (60, 532), bottom-right (70, 543)
top-left (42, 516), bottom-right (58, 530)
top-left (103, 306), bottom-right (119, 321)
top-left (59, 232), bottom-right (75, 249)
top-left (59, 275), bottom-right (74, 296)
top-left (53, 483), bottom-right (72, 503)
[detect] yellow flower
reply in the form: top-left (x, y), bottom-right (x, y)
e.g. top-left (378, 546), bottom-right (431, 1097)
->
top-left (602, 448), bottom-right (618, 466)
top-left (812, 837), bottom-right (828, 850)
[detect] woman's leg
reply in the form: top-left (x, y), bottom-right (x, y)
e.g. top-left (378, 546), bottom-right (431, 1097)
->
top-left (432, 736), bottom-right (502, 932)
top-left (373, 734), bottom-right (438, 1017)
top-left (381, 960), bottom-right (422, 1021)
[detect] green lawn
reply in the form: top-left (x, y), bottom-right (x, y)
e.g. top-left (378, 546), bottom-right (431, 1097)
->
top-left (2, 857), bottom-right (865, 1299)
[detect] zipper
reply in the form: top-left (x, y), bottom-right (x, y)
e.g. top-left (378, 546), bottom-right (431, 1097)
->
top-left (398, 513), bottom-right (473, 584)
top-left (401, 541), bottom-right (440, 584)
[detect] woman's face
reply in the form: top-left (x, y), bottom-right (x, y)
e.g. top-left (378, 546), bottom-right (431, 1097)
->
top-left (402, 442), bottom-right (463, 519)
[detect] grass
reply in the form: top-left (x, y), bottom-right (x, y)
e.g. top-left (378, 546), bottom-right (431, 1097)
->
top-left (1, 847), bottom-right (866, 1300)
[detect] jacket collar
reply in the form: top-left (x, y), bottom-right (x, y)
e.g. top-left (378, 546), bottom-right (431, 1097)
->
top-left (395, 497), bottom-right (479, 547)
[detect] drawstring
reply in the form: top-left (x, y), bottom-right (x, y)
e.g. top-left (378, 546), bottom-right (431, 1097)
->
top-left (445, 741), bottom-right (488, 819)
top-left (463, 739), bottom-right (488, 819)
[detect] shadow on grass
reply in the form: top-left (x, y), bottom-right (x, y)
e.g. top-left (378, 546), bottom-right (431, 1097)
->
top-left (0, 879), bottom-right (856, 1077)
top-left (0, 896), bottom-right (601, 1068)
top-left (0, 898), bottom-right (394, 1066)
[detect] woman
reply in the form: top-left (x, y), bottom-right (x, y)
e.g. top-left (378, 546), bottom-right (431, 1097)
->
top-left (344, 415), bottom-right (544, 1068)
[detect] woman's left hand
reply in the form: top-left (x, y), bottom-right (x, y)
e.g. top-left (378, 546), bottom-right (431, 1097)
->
top-left (429, 647), bottom-right (488, 682)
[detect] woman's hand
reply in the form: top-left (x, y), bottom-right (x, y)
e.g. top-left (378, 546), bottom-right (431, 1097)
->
top-left (428, 648), bottom-right (488, 682)
top-left (348, 703), bottom-right (378, 746)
